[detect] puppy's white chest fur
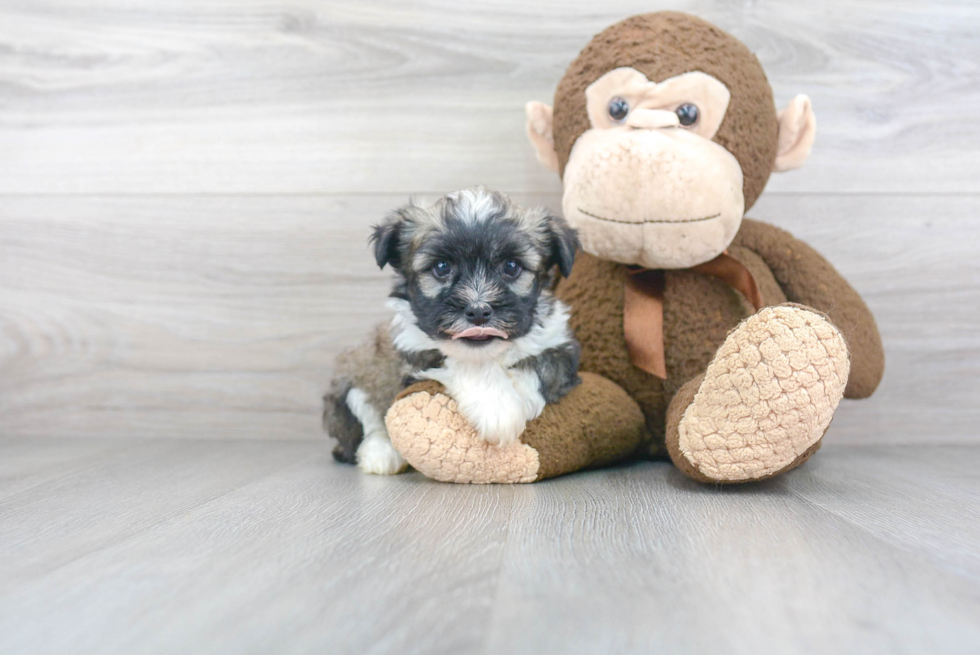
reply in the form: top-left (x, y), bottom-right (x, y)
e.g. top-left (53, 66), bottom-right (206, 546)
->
top-left (390, 297), bottom-right (572, 447)
top-left (420, 359), bottom-right (545, 447)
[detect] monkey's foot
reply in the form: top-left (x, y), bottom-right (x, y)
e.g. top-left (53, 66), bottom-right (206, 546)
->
top-left (385, 383), bottom-right (540, 484)
top-left (666, 304), bottom-right (850, 483)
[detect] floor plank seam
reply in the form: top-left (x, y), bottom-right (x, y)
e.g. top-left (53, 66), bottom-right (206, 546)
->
top-left (480, 490), bottom-right (516, 655)
top-left (780, 480), bottom-right (980, 583)
top-left (10, 450), bottom-right (319, 585)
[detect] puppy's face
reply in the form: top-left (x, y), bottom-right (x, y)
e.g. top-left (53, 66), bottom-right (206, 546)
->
top-left (371, 188), bottom-right (579, 351)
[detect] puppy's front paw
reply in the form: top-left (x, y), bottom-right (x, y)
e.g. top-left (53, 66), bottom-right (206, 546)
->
top-left (471, 406), bottom-right (527, 448)
top-left (356, 434), bottom-right (409, 475)
top-left (437, 365), bottom-right (533, 448)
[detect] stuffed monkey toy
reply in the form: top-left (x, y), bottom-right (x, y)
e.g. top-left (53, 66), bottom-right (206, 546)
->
top-left (381, 11), bottom-right (885, 484)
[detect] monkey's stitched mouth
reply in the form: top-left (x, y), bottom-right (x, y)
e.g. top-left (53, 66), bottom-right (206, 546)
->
top-left (577, 208), bottom-right (721, 225)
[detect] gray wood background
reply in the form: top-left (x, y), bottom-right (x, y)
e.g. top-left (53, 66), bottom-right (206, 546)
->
top-left (1, 0), bottom-right (978, 444)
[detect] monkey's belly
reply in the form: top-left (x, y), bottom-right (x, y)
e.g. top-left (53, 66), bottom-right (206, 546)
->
top-left (557, 254), bottom-right (772, 451)
top-left (662, 269), bottom-right (759, 398)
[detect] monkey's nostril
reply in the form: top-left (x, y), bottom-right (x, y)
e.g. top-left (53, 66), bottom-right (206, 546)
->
top-left (464, 303), bottom-right (493, 326)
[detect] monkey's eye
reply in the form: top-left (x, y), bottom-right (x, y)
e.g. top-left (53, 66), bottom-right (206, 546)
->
top-left (502, 260), bottom-right (523, 279)
top-left (676, 103), bottom-right (699, 126)
top-left (608, 97), bottom-right (629, 122)
top-left (431, 261), bottom-right (452, 279)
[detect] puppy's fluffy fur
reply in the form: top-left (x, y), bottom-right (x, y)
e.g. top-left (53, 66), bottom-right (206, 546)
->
top-left (324, 187), bottom-right (582, 474)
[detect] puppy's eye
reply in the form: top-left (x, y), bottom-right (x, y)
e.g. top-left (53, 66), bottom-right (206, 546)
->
top-left (431, 261), bottom-right (452, 279)
top-left (676, 103), bottom-right (699, 126)
top-left (608, 97), bottom-right (629, 122)
top-left (502, 260), bottom-right (523, 279)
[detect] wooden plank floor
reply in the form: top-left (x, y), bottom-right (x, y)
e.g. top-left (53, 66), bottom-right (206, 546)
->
top-left (1, 439), bottom-right (978, 655)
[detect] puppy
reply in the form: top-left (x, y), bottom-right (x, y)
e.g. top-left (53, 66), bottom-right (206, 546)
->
top-left (324, 187), bottom-right (582, 475)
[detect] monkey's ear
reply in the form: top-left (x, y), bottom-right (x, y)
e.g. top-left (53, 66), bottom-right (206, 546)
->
top-left (369, 211), bottom-right (406, 270)
top-left (774, 94), bottom-right (817, 172)
top-left (548, 214), bottom-right (580, 278)
top-left (525, 101), bottom-right (560, 174)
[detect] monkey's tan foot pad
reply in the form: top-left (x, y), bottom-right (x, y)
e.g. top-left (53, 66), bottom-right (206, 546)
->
top-left (385, 390), bottom-right (539, 484)
top-left (668, 305), bottom-right (850, 483)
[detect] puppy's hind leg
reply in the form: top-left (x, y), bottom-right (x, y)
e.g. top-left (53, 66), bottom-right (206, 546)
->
top-left (346, 388), bottom-right (409, 475)
top-left (324, 322), bottom-right (412, 474)
top-left (323, 381), bottom-right (364, 464)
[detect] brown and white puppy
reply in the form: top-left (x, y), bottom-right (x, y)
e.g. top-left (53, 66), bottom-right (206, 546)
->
top-left (324, 188), bottom-right (581, 474)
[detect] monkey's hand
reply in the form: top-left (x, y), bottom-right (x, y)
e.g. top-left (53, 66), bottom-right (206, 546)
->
top-left (416, 364), bottom-right (543, 447)
top-left (385, 381), bottom-right (542, 484)
top-left (385, 373), bottom-right (646, 484)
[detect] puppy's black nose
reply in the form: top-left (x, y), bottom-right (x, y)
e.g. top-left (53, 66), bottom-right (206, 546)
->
top-left (464, 303), bottom-right (493, 326)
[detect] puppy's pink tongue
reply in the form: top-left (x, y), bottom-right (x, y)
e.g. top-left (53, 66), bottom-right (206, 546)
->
top-left (452, 326), bottom-right (509, 340)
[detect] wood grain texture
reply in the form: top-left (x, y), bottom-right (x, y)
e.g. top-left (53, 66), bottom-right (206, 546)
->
top-left (488, 451), bottom-right (980, 655)
top-left (1, 439), bottom-right (978, 655)
top-left (1, 193), bottom-right (977, 443)
top-left (0, 438), bottom-right (515, 655)
top-left (0, 0), bottom-right (978, 194)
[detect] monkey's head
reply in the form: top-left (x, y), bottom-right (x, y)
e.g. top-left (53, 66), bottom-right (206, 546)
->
top-left (526, 12), bottom-right (816, 269)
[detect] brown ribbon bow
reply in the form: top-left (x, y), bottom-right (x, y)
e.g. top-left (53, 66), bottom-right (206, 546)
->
top-left (623, 252), bottom-right (764, 379)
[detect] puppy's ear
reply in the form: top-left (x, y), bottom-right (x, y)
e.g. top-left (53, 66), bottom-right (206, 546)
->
top-left (369, 209), bottom-right (408, 270)
top-left (548, 214), bottom-right (580, 278)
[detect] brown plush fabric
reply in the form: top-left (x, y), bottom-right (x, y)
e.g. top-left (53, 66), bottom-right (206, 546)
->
top-left (395, 379), bottom-right (444, 402)
top-left (521, 372), bottom-right (647, 480)
top-left (690, 252), bottom-right (764, 312)
top-left (664, 375), bottom-right (706, 481)
top-left (622, 253), bottom-right (765, 380)
top-left (661, 241), bottom-right (792, 402)
top-left (556, 218), bottom-right (883, 459)
top-left (388, 373), bottom-right (644, 482)
top-left (552, 11), bottom-right (779, 211)
top-left (733, 220), bottom-right (885, 398)
top-left (557, 252), bottom-right (669, 454)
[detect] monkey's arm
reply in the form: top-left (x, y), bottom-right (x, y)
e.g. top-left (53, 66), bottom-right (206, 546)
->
top-left (385, 372), bottom-right (645, 483)
top-left (736, 219), bottom-right (884, 399)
